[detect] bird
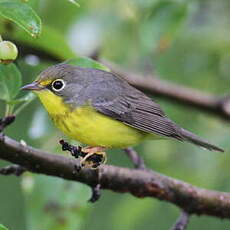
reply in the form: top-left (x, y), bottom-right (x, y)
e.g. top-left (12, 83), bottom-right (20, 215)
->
top-left (22, 63), bottom-right (224, 167)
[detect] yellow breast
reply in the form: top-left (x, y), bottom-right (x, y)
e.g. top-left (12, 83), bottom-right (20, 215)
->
top-left (36, 90), bottom-right (148, 148)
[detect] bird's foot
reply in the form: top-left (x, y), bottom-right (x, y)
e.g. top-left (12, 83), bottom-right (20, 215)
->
top-left (59, 141), bottom-right (104, 202)
top-left (59, 141), bottom-right (107, 170)
top-left (80, 146), bottom-right (107, 169)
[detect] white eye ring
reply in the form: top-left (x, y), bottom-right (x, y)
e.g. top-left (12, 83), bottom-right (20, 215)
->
top-left (51, 79), bottom-right (65, 92)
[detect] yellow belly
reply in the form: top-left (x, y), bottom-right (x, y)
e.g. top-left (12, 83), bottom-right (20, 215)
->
top-left (53, 107), bottom-right (147, 147)
top-left (36, 90), bottom-right (149, 148)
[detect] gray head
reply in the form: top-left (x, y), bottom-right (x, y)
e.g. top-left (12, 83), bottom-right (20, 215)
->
top-left (21, 63), bottom-right (127, 106)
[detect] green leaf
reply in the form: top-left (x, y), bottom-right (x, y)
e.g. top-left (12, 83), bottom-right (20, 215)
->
top-left (0, 1), bottom-right (41, 37)
top-left (67, 0), bottom-right (80, 7)
top-left (0, 224), bottom-right (9, 230)
top-left (65, 57), bottom-right (110, 71)
top-left (0, 63), bottom-right (22, 102)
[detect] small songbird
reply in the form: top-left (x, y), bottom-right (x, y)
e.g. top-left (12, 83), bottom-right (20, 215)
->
top-left (22, 64), bottom-right (224, 167)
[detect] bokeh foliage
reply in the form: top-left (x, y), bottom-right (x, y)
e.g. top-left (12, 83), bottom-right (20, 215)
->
top-left (0, 0), bottom-right (230, 229)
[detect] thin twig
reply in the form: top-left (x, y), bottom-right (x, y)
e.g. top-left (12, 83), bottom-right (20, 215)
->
top-left (0, 164), bottom-right (26, 176)
top-left (170, 210), bottom-right (190, 230)
top-left (89, 184), bottom-right (101, 203)
top-left (102, 60), bottom-right (230, 121)
top-left (0, 115), bottom-right (15, 132)
top-left (6, 40), bottom-right (230, 120)
top-left (123, 147), bottom-right (146, 169)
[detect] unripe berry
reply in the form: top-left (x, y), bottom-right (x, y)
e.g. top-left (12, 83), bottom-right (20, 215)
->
top-left (0, 41), bottom-right (18, 64)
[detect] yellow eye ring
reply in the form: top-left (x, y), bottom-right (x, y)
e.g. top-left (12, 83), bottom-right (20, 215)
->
top-left (52, 79), bottom-right (65, 92)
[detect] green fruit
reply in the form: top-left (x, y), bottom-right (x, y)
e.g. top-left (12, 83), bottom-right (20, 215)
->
top-left (0, 41), bottom-right (18, 64)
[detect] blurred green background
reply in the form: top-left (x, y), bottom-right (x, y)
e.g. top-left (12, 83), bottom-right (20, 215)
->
top-left (0, 0), bottom-right (230, 229)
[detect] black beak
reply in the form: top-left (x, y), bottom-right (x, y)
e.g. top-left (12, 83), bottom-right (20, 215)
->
top-left (21, 82), bottom-right (43, 91)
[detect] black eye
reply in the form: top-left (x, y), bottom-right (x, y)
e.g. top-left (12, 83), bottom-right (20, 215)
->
top-left (51, 79), bottom-right (65, 91)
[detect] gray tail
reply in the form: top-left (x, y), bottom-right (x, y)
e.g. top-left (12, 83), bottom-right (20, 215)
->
top-left (179, 128), bottom-right (224, 152)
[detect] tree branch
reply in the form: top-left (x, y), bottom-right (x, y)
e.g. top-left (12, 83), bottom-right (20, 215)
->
top-left (0, 115), bottom-right (15, 132)
top-left (102, 60), bottom-right (230, 121)
top-left (170, 210), bottom-right (190, 230)
top-left (0, 164), bottom-right (26, 176)
top-left (8, 39), bottom-right (230, 120)
top-left (123, 147), bottom-right (146, 169)
top-left (0, 135), bottom-right (229, 219)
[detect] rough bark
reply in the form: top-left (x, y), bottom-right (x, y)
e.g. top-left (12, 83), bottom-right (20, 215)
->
top-left (0, 135), bottom-right (229, 219)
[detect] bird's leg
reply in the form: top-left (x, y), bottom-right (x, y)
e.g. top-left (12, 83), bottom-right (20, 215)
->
top-left (123, 147), bottom-right (146, 169)
top-left (59, 141), bottom-right (107, 170)
top-left (80, 146), bottom-right (107, 169)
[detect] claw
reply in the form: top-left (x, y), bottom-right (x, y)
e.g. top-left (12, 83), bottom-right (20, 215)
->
top-left (59, 140), bottom-right (107, 170)
top-left (80, 151), bottom-right (107, 169)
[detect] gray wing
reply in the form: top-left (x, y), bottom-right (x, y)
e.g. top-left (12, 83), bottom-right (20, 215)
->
top-left (89, 76), bottom-right (183, 140)
top-left (77, 69), bottom-right (223, 152)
